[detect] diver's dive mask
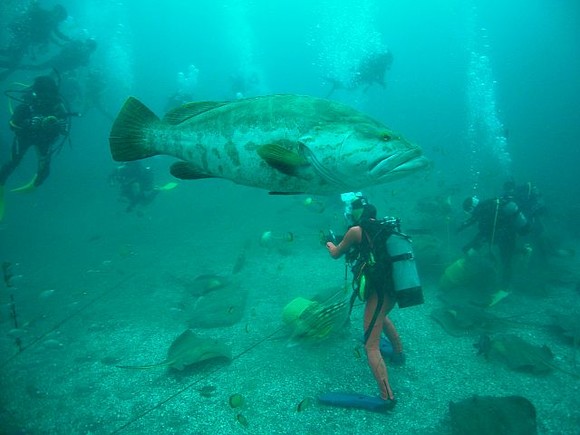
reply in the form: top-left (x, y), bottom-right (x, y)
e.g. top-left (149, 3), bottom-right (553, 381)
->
top-left (341, 191), bottom-right (364, 225)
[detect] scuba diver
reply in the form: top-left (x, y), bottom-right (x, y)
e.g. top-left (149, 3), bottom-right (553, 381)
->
top-left (0, 75), bottom-right (73, 221)
top-left (230, 69), bottom-right (261, 100)
top-left (18, 38), bottom-right (97, 75)
top-left (325, 49), bottom-right (393, 98)
top-left (502, 179), bottom-right (546, 234)
top-left (165, 64), bottom-right (199, 111)
top-left (0, 3), bottom-right (71, 81)
top-left (457, 195), bottom-right (531, 305)
top-left (325, 196), bottom-right (416, 407)
top-left (109, 161), bottom-right (160, 214)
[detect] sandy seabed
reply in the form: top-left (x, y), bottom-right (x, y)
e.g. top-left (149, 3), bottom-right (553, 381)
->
top-left (0, 186), bottom-right (579, 435)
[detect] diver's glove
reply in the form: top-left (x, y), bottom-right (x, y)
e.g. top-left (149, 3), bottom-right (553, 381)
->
top-left (320, 229), bottom-right (338, 245)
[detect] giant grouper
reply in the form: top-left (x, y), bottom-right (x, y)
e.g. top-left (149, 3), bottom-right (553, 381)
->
top-left (108, 94), bottom-right (429, 195)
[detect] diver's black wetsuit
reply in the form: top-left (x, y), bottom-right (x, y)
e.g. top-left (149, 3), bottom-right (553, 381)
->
top-left (0, 96), bottom-right (68, 188)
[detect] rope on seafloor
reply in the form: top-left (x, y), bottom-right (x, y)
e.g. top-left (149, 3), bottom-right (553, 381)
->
top-left (112, 288), bottom-right (350, 433)
top-left (111, 322), bottom-right (290, 434)
top-left (0, 256), bottom-right (350, 432)
top-left (489, 198), bottom-right (500, 254)
top-left (0, 271), bottom-right (138, 369)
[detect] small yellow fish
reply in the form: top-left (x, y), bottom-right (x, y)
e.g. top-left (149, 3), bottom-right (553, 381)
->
top-left (297, 396), bottom-right (313, 412)
top-left (198, 385), bottom-right (216, 398)
top-left (236, 413), bottom-right (249, 428)
top-left (229, 393), bottom-right (244, 408)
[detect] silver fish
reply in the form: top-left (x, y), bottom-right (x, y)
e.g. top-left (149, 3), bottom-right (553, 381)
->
top-left (109, 95), bottom-right (428, 195)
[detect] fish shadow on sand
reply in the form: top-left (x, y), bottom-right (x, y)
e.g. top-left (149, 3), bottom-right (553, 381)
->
top-left (169, 273), bottom-right (249, 328)
top-left (117, 329), bottom-right (232, 372)
top-left (449, 395), bottom-right (537, 435)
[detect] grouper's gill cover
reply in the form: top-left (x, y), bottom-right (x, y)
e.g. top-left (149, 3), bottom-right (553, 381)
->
top-left (109, 94), bottom-right (429, 195)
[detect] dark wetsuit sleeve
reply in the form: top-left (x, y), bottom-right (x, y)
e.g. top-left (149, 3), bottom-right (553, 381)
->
top-left (9, 104), bottom-right (32, 130)
top-left (457, 215), bottom-right (476, 232)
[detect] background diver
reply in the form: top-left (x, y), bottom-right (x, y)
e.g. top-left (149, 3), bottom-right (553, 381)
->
top-left (17, 38), bottom-right (97, 76)
top-left (325, 49), bottom-right (393, 98)
top-left (0, 75), bottom-right (72, 221)
top-left (0, 3), bottom-right (71, 81)
top-left (457, 194), bottom-right (531, 306)
top-left (109, 161), bottom-right (177, 214)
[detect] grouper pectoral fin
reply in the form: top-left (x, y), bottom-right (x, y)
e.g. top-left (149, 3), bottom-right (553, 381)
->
top-left (109, 97), bottom-right (161, 161)
top-left (170, 161), bottom-right (216, 180)
top-left (162, 101), bottom-right (228, 125)
top-left (257, 144), bottom-right (308, 177)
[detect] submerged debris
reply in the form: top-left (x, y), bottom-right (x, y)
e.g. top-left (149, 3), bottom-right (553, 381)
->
top-left (282, 296), bottom-right (349, 344)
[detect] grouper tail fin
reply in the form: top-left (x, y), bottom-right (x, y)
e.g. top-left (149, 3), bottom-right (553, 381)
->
top-left (109, 96), bottom-right (161, 161)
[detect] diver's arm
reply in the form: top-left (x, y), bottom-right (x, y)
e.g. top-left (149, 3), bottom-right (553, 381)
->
top-left (51, 28), bottom-right (72, 45)
top-left (326, 226), bottom-right (362, 259)
top-left (9, 105), bottom-right (33, 130)
top-left (456, 217), bottom-right (475, 233)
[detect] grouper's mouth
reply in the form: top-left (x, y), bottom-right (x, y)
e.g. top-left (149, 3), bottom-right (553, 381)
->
top-left (369, 151), bottom-right (430, 180)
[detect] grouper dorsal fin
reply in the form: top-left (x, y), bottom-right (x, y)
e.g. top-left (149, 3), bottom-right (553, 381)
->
top-left (163, 101), bottom-right (228, 125)
top-left (257, 144), bottom-right (308, 176)
top-left (170, 161), bottom-right (216, 180)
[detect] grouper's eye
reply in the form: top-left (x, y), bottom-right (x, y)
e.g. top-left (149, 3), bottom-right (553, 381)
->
top-left (381, 132), bottom-right (392, 142)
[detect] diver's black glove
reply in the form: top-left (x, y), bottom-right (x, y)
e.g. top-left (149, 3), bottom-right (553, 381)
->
top-left (320, 230), bottom-right (338, 245)
top-left (456, 221), bottom-right (472, 233)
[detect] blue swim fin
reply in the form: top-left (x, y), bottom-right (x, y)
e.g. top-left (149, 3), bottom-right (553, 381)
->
top-left (360, 335), bottom-right (394, 358)
top-left (318, 392), bottom-right (395, 413)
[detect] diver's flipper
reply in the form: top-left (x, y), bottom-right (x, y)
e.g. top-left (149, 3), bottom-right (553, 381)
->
top-left (360, 335), bottom-right (394, 359)
top-left (489, 290), bottom-right (510, 307)
top-left (11, 175), bottom-right (37, 193)
top-left (156, 182), bottom-right (178, 191)
top-left (318, 392), bottom-right (395, 413)
top-left (380, 336), bottom-right (395, 359)
top-left (0, 185), bottom-right (5, 221)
